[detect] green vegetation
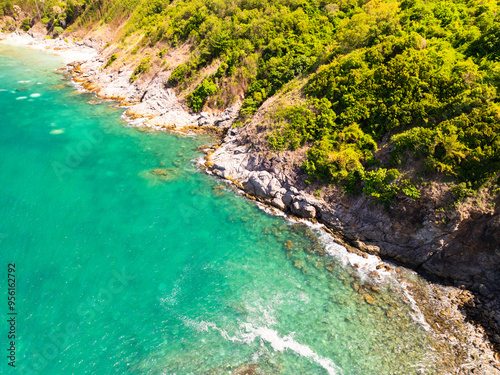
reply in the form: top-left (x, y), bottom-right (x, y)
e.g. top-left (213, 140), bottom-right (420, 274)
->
top-left (0, 0), bottom-right (13, 17)
top-left (52, 25), bottom-right (63, 37)
top-left (103, 53), bottom-right (117, 69)
top-left (130, 56), bottom-right (151, 82)
top-left (187, 77), bottom-right (217, 112)
top-left (266, 0), bottom-right (500, 203)
top-left (125, 0), bottom-right (336, 113)
top-left (6, 0), bottom-right (500, 205)
top-left (20, 16), bottom-right (31, 30)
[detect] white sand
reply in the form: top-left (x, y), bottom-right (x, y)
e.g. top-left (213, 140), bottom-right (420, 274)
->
top-left (0, 31), bottom-right (97, 63)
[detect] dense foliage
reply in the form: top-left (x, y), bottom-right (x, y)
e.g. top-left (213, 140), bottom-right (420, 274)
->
top-left (266, 0), bottom-right (500, 202)
top-left (5, 0), bottom-right (500, 204)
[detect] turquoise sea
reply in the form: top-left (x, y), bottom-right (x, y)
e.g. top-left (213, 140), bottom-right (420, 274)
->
top-left (0, 45), bottom-right (445, 374)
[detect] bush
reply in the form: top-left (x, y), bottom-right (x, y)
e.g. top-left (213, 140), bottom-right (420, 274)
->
top-left (0, 0), bottom-right (13, 17)
top-left (450, 182), bottom-right (475, 203)
top-left (362, 168), bottom-right (401, 203)
top-left (187, 78), bottom-right (217, 112)
top-left (103, 54), bottom-right (117, 69)
top-left (168, 62), bottom-right (196, 86)
top-left (53, 26), bottom-right (64, 38)
top-left (21, 17), bottom-right (32, 31)
top-left (130, 57), bottom-right (151, 82)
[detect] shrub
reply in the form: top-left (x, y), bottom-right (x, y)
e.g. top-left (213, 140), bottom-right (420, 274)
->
top-left (168, 62), bottom-right (194, 86)
top-left (187, 78), bottom-right (217, 112)
top-left (0, 0), bottom-right (13, 17)
top-left (450, 182), bottom-right (475, 204)
top-left (362, 168), bottom-right (401, 203)
top-left (21, 17), bottom-right (32, 32)
top-left (53, 26), bottom-right (64, 38)
top-left (103, 53), bottom-right (118, 69)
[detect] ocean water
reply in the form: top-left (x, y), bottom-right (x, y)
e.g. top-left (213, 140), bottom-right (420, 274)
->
top-left (0, 44), bottom-right (441, 375)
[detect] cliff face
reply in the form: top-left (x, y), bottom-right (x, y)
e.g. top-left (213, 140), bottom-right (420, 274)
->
top-left (208, 129), bottom-right (500, 295)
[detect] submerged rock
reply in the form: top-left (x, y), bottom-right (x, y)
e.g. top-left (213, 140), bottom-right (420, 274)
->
top-left (293, 260), bottom-right (303, 269)
top-left (352, 282), bottom-right (360, 292)
top-left (364, 294), bottom-right (375, 305)
top-left (231, 363), bottom-right (258, 375)
top-left (151, 168), bottom-right (168, 176)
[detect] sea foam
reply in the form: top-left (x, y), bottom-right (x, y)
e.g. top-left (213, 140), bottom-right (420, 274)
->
top-left (182, 317), bottom-right (343, 375)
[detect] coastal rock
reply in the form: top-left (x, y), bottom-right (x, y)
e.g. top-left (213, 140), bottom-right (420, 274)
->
top-left (128, 79), bottom-right (198, 128)
top-left (242, 171), bottom-right (282, 198)
top-left (271, 194), bottom-right (287, 210)
top-left (213, 104), bottom-right (239, 127)
top-left (197, 112), bottom-right (212, 126)
top-left (206, 131), bottom-right (500, 301)
top-left (282, 191), bottom-right (294, 207)
top-left (210, 144), bottom-right (250, 179)
top-left (291, 198), bottom-right (316, 218)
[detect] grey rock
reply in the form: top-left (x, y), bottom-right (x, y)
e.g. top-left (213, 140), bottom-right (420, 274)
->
top-left (271, 195), bottom-right (286, 210)
top-left (291, 199), bottom-right (316, 218)
top-left (282, 192), bottom-right (294, 207)
top-left (242, 171), bottom-right (282, 198)
top-left (479, 284), bottom-right (490, 297)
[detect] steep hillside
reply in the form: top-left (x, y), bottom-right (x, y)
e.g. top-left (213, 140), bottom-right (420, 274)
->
top-left (4, 0), bottom-right (499, 207)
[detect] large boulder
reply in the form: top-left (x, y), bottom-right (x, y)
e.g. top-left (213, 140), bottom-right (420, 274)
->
top-left (242, 171), bottom-right (282, 198)
top-left (291, 199), bottom-right (316, 218)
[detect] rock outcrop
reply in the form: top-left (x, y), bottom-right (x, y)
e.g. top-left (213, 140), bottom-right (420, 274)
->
top-left (70, 54), bottom-right (240, 131)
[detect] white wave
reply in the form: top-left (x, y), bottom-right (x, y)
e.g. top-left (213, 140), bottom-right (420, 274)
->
top-left (30, 93), bottom-right (41, 98)
top-left (49, 129), bottom-right (64, 135)
top-left (159, 279), bottom-right (182, 307)
top-left (254, 196), bottom-right (436, 335)
top-left (18, 80), bottom-right (31, 83)
top-left (120, 113), bottom-right (147, 127)
top-left (182, 317), bottom-right (343, 375)
top-left (194, 155), bottom-right (207, 167)
top-left (254, 200), bottom-right (390, 278)
top-left (246, 325), bottom-right (342, 375)
top-left (254, 204), bottom-right (392, 282)
top-left (16, 96), bottom-right (27, 100)
top-left (316, 229), bottom-right (392, 281)
top-left (255, 201), bottom-right (288, 218)
top-left (159, 267), bottom-right (190, 307)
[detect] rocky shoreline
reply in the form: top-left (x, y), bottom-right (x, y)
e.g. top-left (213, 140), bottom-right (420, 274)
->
top-left (2, 29), bottom-right (499, 372)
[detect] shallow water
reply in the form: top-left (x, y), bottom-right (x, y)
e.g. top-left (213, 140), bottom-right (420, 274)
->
top-left (0, 44), bottom-right (440, 374)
